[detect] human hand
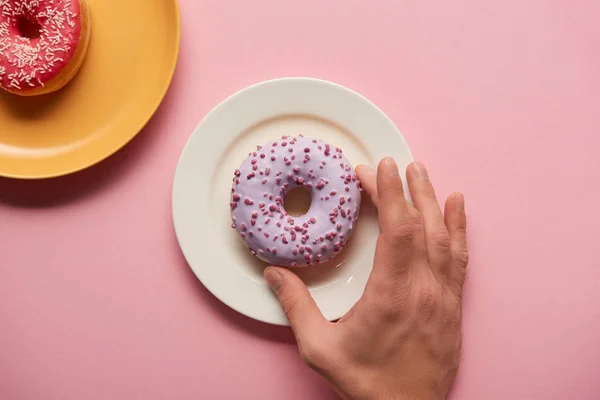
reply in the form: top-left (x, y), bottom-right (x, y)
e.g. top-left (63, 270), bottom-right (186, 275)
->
top-left (264, 159), bottom-right (469, 400)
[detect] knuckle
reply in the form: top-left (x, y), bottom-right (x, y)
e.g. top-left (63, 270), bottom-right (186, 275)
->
top-left (408, 209), bottom-right (423, 226)
top-left (431, 231), bottom-right (451, 253)
top-left (420, 183), bottom-right (437, 200)
top-left (389, 223), bottom-right (415, 244)
top-left (380, 182), bottom-right (405, 199)
top-left (453, 248), bottom-right (470, 268)
top-left (279, 292), bottom-right (301, 319)
top-left (389, 212), bottom-right (422, 243)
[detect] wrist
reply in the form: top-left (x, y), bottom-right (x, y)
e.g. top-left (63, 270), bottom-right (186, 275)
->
top-left (341, 386), bottom-right (444, 400)
top-left (360, 383), bottom-right (446, 400)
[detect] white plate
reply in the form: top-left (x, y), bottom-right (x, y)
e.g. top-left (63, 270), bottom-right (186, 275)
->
top-left (172, 78), bottom-right (413, 325)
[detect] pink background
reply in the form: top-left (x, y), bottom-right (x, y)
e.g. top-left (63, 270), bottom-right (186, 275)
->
top-left (1, 0), bottom-right (599, 399)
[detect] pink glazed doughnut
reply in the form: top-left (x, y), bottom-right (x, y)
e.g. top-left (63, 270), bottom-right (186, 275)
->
top-left (230, 135), bottom-right (362, 267)
top-left (0, 0), bottom-right (91, 96)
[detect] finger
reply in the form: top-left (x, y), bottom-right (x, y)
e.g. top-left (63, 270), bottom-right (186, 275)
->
top-left (356, 165), bottom-right (378, 207)
top-left (372, 158), bottom-right (428, 277)
top-left (406, 162), bottom-right (450, 281)
top-left (444, 193), bottom-right (469, 297)
top-left (376, 157), bottom-right (409, 234)
top-left (264, 267), bottom-right (328, 339)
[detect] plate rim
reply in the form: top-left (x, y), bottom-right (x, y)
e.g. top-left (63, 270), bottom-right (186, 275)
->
top-left (172, 77), bottom-right (414, 325)
top-left (0, 0), bottom-right (181, 180)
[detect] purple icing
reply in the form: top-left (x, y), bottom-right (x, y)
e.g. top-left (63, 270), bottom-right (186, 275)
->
top-left (230, 135), bottom-right (361, 267)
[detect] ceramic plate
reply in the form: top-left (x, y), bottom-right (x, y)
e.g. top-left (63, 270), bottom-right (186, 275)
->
top-left (0, 0), bottom-right (180, 179)
top-left (173, 78), bottom-right (413, 326)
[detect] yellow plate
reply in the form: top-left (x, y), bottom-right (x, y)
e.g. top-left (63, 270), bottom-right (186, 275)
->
top-left (0, 0), bottom-right (181, 179)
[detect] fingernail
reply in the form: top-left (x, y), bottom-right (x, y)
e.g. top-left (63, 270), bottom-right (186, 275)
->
top-left (413, 161), bottom-right (429, 180)
top-left (264, 268), bottom-right (283, 291)
top-left (382, 157), bottom-right (399, 177)
top-left (455, 193), bottom-right (465, 212)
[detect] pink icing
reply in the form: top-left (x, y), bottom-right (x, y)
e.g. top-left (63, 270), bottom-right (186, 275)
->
top-left (0, 0), bottom-right (82, 92)
top-left (230, 136), bottom-right (362, 267)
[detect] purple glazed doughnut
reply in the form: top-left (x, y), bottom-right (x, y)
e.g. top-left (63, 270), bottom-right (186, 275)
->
top-left (230, 135), bottom-right (361, 267)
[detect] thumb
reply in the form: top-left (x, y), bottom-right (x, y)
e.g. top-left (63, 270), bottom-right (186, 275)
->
top-left (264, 267), bottom-right (328, 337)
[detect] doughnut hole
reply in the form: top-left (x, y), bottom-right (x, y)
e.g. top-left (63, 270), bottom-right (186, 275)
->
top-left (284, 187), bottom-right (312, 217)
top-left (17, 16), bottom-right (42, 39)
